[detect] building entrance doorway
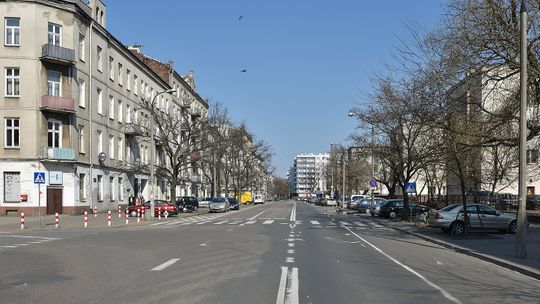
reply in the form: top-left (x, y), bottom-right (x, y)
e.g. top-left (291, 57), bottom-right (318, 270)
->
top-left (47, 188), bottom-right (63, 215)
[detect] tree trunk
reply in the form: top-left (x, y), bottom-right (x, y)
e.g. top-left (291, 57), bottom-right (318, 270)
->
top-left (401, 184), bottom-right (410, 221)
top-left (170, 177), bottom-right (177, 205)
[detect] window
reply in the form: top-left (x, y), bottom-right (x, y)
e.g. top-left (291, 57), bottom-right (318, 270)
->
top-left (78, 34), bottom-right (85, 61)
top-left (109, 95), bottom-right (114, 119)
top-left (109, 57), bottom-right (114, 80)
top-left (126, 104), bottom-right (132, 123)
top-left (97, 175), bottom-right (103, 201)
top-left (5, 67), bottom-right (20, 96)
top-left (47, 71), bottom-right (61, 96)
top-left (47, 119), bottom-right (62, 148)
top-left (78, 79), bottom-right (86, 108)
top-left (126, 69), bottom-right (131, 91)
top-left (133, 75), bottom-right (138, 95)
top-left (48, 22), bottom-right (61, 46)
top-left (97, 46), bottom-right (103, 71)
top-left (97, 88), bottom-right (103, 114)
top-left (5, 118), bottom-right (20, 148)
top-left (97, 130), bottom-right (103, 153)
top-left (78, 124), bottom-right (85, 154)
top-left (4, 172), bottom-right (21, 203)
top-left (109, 135), bottom-right (114, 159)
top-left (79, 173), bottom-right (86, 201)
top-left (5, 18), bottom-right (20, 46)
top-left (118, 63), bottom-right (123, 85)
top-left (118, 100), bottom-right (123, 123)
top-left (118, 137), bottom-right (123, 161)
top-left (527, 149), bottom-right (539, 164)
top-left (118, 177), bottom-right (124, 201)
top-left (110, 177), bottom-right (115, 201)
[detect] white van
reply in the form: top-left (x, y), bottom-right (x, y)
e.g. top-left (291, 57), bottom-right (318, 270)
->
top-left (254, 195), bottom-right (265, 204)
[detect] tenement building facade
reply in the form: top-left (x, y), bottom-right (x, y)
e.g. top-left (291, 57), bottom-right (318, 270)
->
top-left (0, 0), bottom-right (208, 215)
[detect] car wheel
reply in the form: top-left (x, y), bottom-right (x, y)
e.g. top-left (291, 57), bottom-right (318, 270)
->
top-left (451, 221), bottom-right (465, 235)
top-left (389, 211), bottom-right (397, 219)
top-left (194, 206), bottom-right (198, 211)
top-left (130, 210), bottom-right (138, 217)
top-left (507, 220), bottom-right (517, 234)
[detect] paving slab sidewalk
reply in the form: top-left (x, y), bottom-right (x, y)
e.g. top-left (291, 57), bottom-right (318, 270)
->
top-left (368, 216), bottom-right (540, 280)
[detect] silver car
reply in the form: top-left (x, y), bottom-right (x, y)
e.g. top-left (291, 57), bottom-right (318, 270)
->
top-left (198, 197), bottom-right (212, 208)
top-left (428, 203), bottom-right (517, 234)
top-left (209, 197), bottom-right (230, 213)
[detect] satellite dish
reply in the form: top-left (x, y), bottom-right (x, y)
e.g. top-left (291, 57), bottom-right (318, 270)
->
top-left (98, 152), bottom-right (107, 163)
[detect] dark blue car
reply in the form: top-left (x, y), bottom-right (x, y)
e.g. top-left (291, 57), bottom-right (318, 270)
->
top-left (227, 197), bottom-right (240, 210)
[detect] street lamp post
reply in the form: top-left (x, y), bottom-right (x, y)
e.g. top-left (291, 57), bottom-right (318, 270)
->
top-left (147, 88), bottom-right (175, 220)
top-left (348, 111), bottom-right (375, 209)
top-left (517, 0), bottom-right (528, 259)
top-left (330, 143), bottom-right (335, 198)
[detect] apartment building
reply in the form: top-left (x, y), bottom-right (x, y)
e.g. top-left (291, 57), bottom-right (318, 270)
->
top-left (0, 0), bottom-right (208, 215)
top-left (289, 153), bottom-right (329, 197)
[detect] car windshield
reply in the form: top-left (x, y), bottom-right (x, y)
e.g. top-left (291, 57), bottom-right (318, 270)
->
top-left (211, 198), bottom-right (226, 203)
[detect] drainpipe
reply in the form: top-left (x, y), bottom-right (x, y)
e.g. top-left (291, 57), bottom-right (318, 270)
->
top-left (88, 20), bottom-right (94, 212)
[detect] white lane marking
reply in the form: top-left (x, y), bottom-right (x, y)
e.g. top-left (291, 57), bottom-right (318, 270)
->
top-left (213, 220), bottom-right (228, 225)
top-left (200, 243), bottom-right (208, 247)
top-left (263, 220), bottom-right (274, 224)
top-left (196, 221), bottom-right (210, 225)
top-left (290, 203), bottom-right (297, 222)
top-left (0, 245), bottom-right (18, 248)
top-left (289, 234), bottom-right (295, 238)
top-left (275, 266), bottom-right (288, 304)
top-left (354, 222), bottom-right (367, 227)
top-left (340, 221), bottom-right (351, 226)
top-left (288, 243), bottom-right (295, 248)
top-left (240, 220), bottom-right (257, 226)
top-left (343, 226), bottom-right (461, 304)
top-left (15, 243), bottom-right (30, 246)
top-left (436, 261), bottom-right (443, 265)
top-left (286, 267), bottom-right (299, 304)
top-left (286, 257), bottom-right (295, 263)
top-left (150, 258), bottom-right (181, 271)
top-left (310, 220), bottom-right (320, 225)
top-left (288, 249), bottom-right (295, 254)
top-left (228, 221), bottom-right (242, 225)
top-left (275, 218), bottom-right (286, 220)
top-left (250, 211), bottom-right (266, 220)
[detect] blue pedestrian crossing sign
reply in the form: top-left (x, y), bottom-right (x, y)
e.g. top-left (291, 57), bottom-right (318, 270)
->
top-left (405, 182), bottom-right (416, 194)
top-left (369, 179), bottom-right (377, 189)
top-left (34, 172), bottom-right (46, 184)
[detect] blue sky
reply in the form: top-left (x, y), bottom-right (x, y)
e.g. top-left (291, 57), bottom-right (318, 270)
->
top-left (107, 0), bottom-right (446, 177)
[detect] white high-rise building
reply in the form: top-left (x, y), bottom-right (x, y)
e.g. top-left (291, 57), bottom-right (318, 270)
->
top-left (289, 153), bottom-right (329, 197)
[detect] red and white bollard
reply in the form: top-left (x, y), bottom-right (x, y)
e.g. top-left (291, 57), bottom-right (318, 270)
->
top-left (158, 207), bottom-right (162, 220)
top-left (118, 206), bottom-right (122, 218)
top-left (55, 212), bottom-right (59, 229)
top-left (94, 206), bottom-right (97, 218)
top-left (125, 209), bottom-right (129, 225)
top-left (164, 210), bottom-right (169, 219)
top-left (20, 212), bottom-right (24, 230)
top-left (107, 210), bottom-right (112, 227)
top-left (84, 211), bottom-right (88, 228)
top-left (137, 208), bottom-right (141, 223)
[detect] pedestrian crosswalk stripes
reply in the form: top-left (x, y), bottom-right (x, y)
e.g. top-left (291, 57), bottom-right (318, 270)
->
top-left (152, 216), bottom-right (391, 230)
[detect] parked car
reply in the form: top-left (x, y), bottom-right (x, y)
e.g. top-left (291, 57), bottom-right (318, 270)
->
top-left (176, 196), bottom-right (199, 212)
top-left (198, 197), bottom-right (212, 208)
top-left (428, 203), bottom-right (517, 234)
top-left (368, 198), bottom-right (388, 216)
top-left (378, 199), bottom-right (430, 219)
top-left (254, 195), bottom-right (265, 204)
top-left (347, 198), bottom-right (362, 210)
top-left (326, 198), bottom-right (337, 206)
top-left (228, 197), bottom-right (240, 210)
top-left (209, 197), bottom-right (230, 213)
top-left (127, 200), bottom-right (177, 217)
top-left (350, 194), bottom-right (369, 202)
top-left (355, 198), bottom-right (387, 214)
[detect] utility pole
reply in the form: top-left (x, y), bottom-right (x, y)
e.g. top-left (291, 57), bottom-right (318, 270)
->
top-left (371, 125), bottom-right (375, 209)
top-left (342, 151), bottom-right (346, 210)
top-left (330, 143), bottom-right (335, 198)
top-left (517, 0), bottom-right (528, 259)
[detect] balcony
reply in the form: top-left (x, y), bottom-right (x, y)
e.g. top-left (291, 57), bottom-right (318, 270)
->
top-left (124, 123), bottom-right (142, 136)
top-left (40, 44), bottom-right (75, 65)
top-left (40, 147), bottom-right (76, 161)
top-left (40, 95), bottom-right (75, 114)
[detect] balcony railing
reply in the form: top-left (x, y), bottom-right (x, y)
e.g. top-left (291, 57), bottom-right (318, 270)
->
top-left (40, 147), bottom-right (75, 161)
top-left (124, 123), bottom-right (142, 135)
top-left (40, 95), bottom-right (75, 114)
top-left (40, 44), bottom-right (75, 65)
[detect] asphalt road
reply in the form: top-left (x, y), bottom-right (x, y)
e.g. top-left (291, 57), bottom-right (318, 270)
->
top-left (0, 200), bottom-right (539, 304)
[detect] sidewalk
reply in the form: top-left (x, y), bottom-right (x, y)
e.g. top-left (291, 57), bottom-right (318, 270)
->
top-left (369, 216), bottom-right (540, 280)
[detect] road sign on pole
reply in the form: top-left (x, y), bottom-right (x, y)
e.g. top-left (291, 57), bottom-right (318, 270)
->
top-left (405, 182), bottom-right (416, 194)
top-left (369, 179), bottom-right (377, 189)
top-left (34, 172), bottom-right (46, 228)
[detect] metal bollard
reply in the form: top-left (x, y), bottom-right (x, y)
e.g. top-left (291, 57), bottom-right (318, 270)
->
top-left (94, 206), bottom-right (97, 218)
top-left (118, 205), bottom-right (122, 219)
top-left (137, 208), bottom-right (140, 223)
top-left (158, 207), bottom-right (162, 220)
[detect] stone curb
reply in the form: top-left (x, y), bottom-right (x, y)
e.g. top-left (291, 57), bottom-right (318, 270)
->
top-left (372, 218), bottom-right (540, 281)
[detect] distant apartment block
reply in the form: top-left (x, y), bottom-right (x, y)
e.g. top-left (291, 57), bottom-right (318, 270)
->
top-left (288, 153), bottom-right (329, 197)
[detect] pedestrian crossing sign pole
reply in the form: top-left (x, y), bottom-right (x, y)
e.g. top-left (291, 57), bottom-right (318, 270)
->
top-left (405, 182), bottom-right (416, 194)
top-left (34, 172), bottom-right (46, 228)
